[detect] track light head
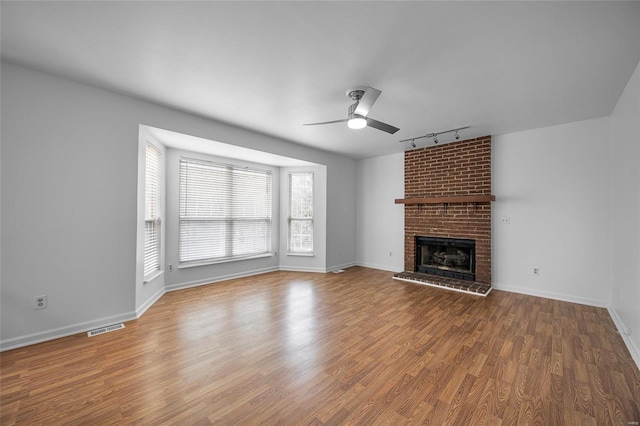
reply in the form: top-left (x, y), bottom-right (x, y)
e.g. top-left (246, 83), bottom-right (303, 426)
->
top-left (433, 135), bottom-right (439, 144)
top-left (455, 130), bottom-right (460, 140)
top-left (411, 140), bottom-right (416, 148)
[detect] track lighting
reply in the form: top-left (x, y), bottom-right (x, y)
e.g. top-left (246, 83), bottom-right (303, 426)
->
top-left (399, 126), bottom-right (470, 147)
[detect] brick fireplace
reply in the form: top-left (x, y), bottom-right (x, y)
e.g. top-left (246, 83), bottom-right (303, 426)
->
top-left (394, 136), bottom-right (493, 295)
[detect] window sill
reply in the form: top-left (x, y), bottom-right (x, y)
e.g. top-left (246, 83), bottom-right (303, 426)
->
top-left (286, 252), bottom-right (315, 257)
top-left (143, 270), bottom-right (163, 284)
top-left (179, 252), bottom-right (274, 269)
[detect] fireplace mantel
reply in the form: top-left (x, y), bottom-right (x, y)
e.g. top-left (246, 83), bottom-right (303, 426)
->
top-left (395, 195), bottom-right (495, 205)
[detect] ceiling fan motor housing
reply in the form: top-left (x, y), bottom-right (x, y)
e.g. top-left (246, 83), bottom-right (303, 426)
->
top-left (347, 89), bottom-right (365, 101)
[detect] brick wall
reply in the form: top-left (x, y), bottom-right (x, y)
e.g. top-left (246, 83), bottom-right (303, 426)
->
top-left (404, 136), bottom-right (492, 284)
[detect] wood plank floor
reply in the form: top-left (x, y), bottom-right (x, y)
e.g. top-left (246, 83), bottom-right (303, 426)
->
top-left (1, 267), bottom-right (639, 425)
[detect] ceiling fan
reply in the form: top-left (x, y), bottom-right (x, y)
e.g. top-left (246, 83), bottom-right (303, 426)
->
top-left (303, 86), bottom-right (400, 134)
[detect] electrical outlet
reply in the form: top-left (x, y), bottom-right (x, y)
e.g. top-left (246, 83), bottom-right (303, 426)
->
top-left (533, 267), bottom-right (540, 276)
top-left (34, 295), bottom-right (47, 310)
top-left (168, 264), bottom-right (174, 272)
top-left (501, 217), bottom-right (511, 224)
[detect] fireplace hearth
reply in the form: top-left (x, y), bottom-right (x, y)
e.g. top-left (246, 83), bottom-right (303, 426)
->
top-left (415, 236), bottom-right (475, 281)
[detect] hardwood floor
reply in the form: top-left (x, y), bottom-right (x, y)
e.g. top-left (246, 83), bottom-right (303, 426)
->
top-left (2, 267), bottom-right (639, 424)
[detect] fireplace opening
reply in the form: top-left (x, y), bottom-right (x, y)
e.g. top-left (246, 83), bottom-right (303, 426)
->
top-left (415, 236), bottom-right (476, 281)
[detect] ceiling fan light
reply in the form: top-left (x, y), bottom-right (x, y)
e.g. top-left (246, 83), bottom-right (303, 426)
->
top-left (347, 116), bottom-right (367, 130)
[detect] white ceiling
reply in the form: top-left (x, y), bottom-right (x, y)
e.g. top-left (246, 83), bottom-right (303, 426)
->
top-left (144, 125), bottom-right (315, 167)
top-left (2, 1), bottom-right (639, 160)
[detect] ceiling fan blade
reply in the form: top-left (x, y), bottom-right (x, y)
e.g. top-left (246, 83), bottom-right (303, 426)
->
top-left (303, 119), bottom-right (348, 126)
top-left (354, 86), bottom-right (381, 117)
top-left (366, 117), bottom-right (400, 134)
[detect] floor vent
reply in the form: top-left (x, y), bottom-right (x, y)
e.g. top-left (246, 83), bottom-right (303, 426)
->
top-left (87, 323), bottom-right (125, 337)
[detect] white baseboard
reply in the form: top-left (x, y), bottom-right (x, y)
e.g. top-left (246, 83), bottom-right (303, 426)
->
top-left (492, 283), bottom-right (606, 308)
top-left (135, 287), bottom-right (166, 318)
top-left (278, 262), bottom-right (358, 274)
top-left (326, 261), bottom-right (357, 273)
top-left (165, 266), bottom-right (279, 292)
top-left (356, 261), bottom-right (403, 273)
top-left (0, 311), bottom-right (137, 352)
top-left (278, 265), bottom-right (326, 273)
top-left (608, 306), bottom-right (640, 371)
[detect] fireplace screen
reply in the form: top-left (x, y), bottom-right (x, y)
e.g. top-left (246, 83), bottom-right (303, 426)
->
top-left (415, 236), bottom-right (475, 281)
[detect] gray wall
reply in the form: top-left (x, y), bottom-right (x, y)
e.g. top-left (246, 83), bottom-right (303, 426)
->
top-left (492, 117), bottom-right (611, 306)
top-left (609, 60), bottom-right (640, 367)
top-left (356, 153), bottom-right (404, 272)
top-left (1, 62), bottom-right (357, 349)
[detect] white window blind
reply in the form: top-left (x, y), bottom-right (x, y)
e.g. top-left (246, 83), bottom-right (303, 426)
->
top-left (179, 157), bottom-right (272, 265)
top-left (144, 142), bottom-right (162, 277)
top-left (288, 172), bottom-right (313, 253)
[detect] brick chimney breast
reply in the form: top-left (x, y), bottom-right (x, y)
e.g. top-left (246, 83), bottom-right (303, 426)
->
top-left (403, 136), bottom-right (492, 285)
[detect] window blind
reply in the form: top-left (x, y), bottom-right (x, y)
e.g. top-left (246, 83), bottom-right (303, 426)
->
top-left (144, 142), bottom-right (162, 277)
top-left (288, 172), bottom-right (313, 253)
top-left (179, 157), bottom-right (272, 264)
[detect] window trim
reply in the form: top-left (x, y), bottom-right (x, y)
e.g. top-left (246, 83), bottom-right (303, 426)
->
top-left (287, 171), bottom-right (314, 255)
top-left (143, 141), bottom-right (162, 280)
top-left (178, 156), bottom-right (274, 267)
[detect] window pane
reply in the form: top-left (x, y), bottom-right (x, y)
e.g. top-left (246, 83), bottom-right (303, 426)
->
top-left (288, 172), bottom-right (313, 253)
top-left (231, 220), bottom-right (271, 256)
top-left (232, 169), bottom-right (272, 219)
top-left (179, 160), bottom-right (229, 219)
top-left (290, 173), bottom-right (313, 219)
top-left (179, 220), bottom-right (226, 262)
top-left (290, 219), bottom-right (313, 252)
top-left (144, 220), bottom-right (160, 276)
